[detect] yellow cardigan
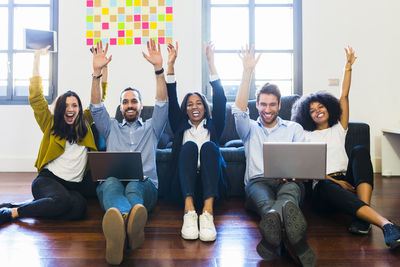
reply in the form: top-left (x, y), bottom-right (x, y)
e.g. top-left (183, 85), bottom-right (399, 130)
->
top-left (29, 76), bottom-right (107, 173)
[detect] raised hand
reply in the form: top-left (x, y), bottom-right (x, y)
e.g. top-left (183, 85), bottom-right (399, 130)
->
top-left (167, 41), bottom-right (178, 67)
top-left (92, 41), bottom-right (112, 75)
top-left (238, 44), bottom-right (261, 71)
top-left (204, 42), bottom-right (217, 75)
top-left (345, 45), bottom-right (356, 66)
top-left (33, 45), bottom-right (51, 77)
top-left (142, 39), bottom-right (163, 70)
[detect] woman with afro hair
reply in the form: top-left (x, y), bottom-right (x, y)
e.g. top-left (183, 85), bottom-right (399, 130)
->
top-left (292, 46), bottom-right (400, 250)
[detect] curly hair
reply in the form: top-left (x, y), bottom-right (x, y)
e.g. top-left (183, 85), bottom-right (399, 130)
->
top-left (180, 92), bottom-right (211, 121)
top-left (291, 91), bottom-right (342, 131)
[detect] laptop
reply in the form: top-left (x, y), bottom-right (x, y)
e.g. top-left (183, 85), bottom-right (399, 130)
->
top-left (88, 151), bottom-right (146, 181)
top-left (263, 142), bottom-right (327, 179)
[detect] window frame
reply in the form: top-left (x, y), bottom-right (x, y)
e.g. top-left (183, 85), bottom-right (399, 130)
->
top-left (202, 0), bottom-right (302, 101)
top-left (0, 0), bottom-right (59, 105)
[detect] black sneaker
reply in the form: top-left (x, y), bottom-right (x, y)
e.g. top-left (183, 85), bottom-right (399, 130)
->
top-left (382, 223), bottom-right (400, 249)
top-left (0, 208), bottom-right (12, 225)
top-left (257, 209), bottom-right (282, 261)
top-left (348, 218), bottom-right (371, 235)
top-left (282, 201), bottom-right (316, 267)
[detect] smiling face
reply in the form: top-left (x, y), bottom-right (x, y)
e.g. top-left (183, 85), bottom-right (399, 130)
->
top-left (186, 94), bottom-right (205, 126)
top-left (309, 101), bottom-right (330, 128)
top-left (64, 96), bottom-right (80, 125)
top-left (256, 93), bottom-right (280, 128)
top-left (120, 90), bottom-right (142, 123)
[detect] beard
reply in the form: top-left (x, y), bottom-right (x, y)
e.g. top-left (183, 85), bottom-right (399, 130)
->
top-left (260, 112), bottom-right (278, 127)
top-left (123, 108), bottom-right (139, 123)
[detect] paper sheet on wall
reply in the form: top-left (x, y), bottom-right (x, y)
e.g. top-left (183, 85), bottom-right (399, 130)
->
top-left (86, 0), bottom-right (173, 46)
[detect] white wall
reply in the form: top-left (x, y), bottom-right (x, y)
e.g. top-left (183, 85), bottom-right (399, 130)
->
top-left (303, 0), bottom-right (400, 171)
top-left (0, 0), bottom-right (202, 171)
top-left (1, 0), bottom-right (399, 172)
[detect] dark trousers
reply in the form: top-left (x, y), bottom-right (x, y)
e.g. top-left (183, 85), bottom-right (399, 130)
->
top-left (312, 145), bottom-right (374, 216)
top-left (17, 169), bottom-right (97, 220)
top-left (245, 178), bottom-right (304, 217)
top-left (178, 141), bottom-right (220, 204)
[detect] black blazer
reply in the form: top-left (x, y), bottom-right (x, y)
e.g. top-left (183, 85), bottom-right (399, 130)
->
top-left (166, 79), bottom-right (227, 201)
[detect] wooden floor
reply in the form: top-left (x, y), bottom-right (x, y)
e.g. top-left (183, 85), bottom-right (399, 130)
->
top-left (0, 173), bottom-right (399, 267)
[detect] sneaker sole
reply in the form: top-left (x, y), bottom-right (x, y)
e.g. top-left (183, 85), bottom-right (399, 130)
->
top-left (256, 239), bottom-right (275, 261)
top-left (127, 204), bottom-right (148, 250)
top-left (348, 225), bottom-right (371, 235)
top-left (389, 239), bottom-right (400, 250)
top-left (102, 207), bottom-right (125, 265)
top-left (259, 211), bottom-right (282, 248)
top-left (282, 201), bottom-right (316, 267)
top-left (199, 232), bottom-right (216, 242)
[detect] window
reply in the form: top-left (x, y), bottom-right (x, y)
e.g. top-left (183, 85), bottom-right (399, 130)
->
top-left (202, 0), bottom-right (302, 101)
top-left (0, 0), bottom-right (58, 104)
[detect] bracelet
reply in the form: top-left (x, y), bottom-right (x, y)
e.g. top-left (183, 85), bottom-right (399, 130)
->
top-left (155, 68), bottom-right (164, 75)
top-left (345, 67), bottom-right (352, 71)
top-left (92, 73), bottom-right (103, 79)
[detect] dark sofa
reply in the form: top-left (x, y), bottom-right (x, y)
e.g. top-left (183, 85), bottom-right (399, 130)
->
top-left (94, 95), bottom-right (370, 198)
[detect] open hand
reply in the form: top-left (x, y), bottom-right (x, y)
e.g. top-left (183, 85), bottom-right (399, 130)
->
top-left (238, 44), bottom-right (261, 71)
top-left (345, 45), bottom-right (356, 66)
top-left (142, 39), bottom-right (163, 70)
top-left (92, 41), bottom-right (112, 74)
top-left (167, 41), bottom-right (178, 67)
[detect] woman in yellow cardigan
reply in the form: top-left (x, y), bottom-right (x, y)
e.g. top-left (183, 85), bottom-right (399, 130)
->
top-left (0, 45), bottom-right (111, 226)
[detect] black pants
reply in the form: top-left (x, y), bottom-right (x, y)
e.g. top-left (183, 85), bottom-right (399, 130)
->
top-left (312, 145), bottom-right (374, 216)
top-left (178, 141), bottom-right (221, 205)
top-left (17, 169), bottom-right (97, 220)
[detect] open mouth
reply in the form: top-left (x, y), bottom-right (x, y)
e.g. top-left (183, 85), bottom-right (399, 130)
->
top-left (65, 113), bottom-right (75, 123)
top-left (317, 113), bottom-right (324, 118)
top-left (192, 111), bottom-right (200, 117)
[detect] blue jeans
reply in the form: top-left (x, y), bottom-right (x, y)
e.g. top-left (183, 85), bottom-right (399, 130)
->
top-left (96, 177), bottom-right (158, 214)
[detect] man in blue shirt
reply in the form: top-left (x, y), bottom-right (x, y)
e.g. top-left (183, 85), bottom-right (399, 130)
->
top-left (89, 40), bottom-right (168, 265)
top-left (233, 45), bottom-right (315, 267)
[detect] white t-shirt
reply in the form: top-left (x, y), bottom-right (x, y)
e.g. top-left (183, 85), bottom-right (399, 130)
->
top-left (305, 122), bottom-right (348, 175)
top-left (46, 141), bottom-right (88, 182)
top-left (182, 119), bottom-right (211, 167)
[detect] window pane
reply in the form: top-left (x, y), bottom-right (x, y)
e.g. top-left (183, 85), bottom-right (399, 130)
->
top-left (211, 7), bottom-right (248, 50)
top-left (255, 53), bottom-right (292, 80)
top-left (211, 0), bottom-right (248, 4)
top-left (14, 0), bottom-right (50, 4)
top-left (14, 7), bottom-right (50, 50)
top-left (255, 7), bottom-right (293, 49)
top-left (255, 0), bottom-right (293, 4)
top-left (255, 80), bottom-right (292, 96)
top-left (214, 52), bottom-right (243, 81)
top-left (0, 54), bottom-right (7, 96)
top-left (219, 80), bottom-right (240, 98)
top-left (0, 8), bottom-right (7, 49)
top-left (13, 53), bottom-right (50, 96)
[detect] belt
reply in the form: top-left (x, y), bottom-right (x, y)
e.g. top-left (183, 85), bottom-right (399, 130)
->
top-left (329, 172), bottom-right (345, 177)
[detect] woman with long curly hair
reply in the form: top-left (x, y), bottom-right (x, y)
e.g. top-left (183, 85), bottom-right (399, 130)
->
top-left (292, 46), bottom-right (400, 249)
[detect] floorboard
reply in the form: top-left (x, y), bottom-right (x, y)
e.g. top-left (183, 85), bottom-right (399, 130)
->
top-left (0, 173), bottom-right (399, 266)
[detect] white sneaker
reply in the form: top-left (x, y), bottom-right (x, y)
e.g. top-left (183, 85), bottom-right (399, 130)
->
top-left (181, 210), bottom-right (199, 240)
top-left (199, 211), bottom-right (217, 242)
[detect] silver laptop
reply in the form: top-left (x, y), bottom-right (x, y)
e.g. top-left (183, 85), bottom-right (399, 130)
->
top-left (88, 152), bottom-right (146, 181)
top-left (263, 142), bottom-right (327, 179)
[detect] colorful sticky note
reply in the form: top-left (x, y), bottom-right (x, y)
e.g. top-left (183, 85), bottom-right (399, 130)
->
top-left (126, 0), bottom-right (133, 6)
top-left (126, 30), bottom-right (133, 37)
top-left (166, 14), bottom-right (173, 22)
top-left (142, 22), bottom-right (149, 29)
top-left (158, 37), bottom-right (165, 44)
top-left (118, 30), bottom-right (125, 37)
top-left (134, 37), bottom-right (141, 44)
top-left (110, 38), bottom-right (117, 45)
top-left (166, 6), bottom-right (172, 14)
top-left (118, 23), bottom-right (125, 29)
top-left (134, 0), bottom-right (141, 6)
top-left (87, 1), bottom-right (94, 7)
top-left (118, 38), bottom-right (125, 45)
top-left (158, 14), bottom-right (165, 21)
top-left (126, 38), bottom-right (133, 45)
top-left (134, 14), bottom-right (141, 21)
top-left (102, 8), bottom-right (109, 15)
top-left (150, 22), bottom-right (157, 29)
top-left (102, 23), bottom-right (109, 29)
top-left (87, 39), bottom-right (94, 45)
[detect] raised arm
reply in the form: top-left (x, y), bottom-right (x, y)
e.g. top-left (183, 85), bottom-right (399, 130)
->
top-left (91, 41), bottom-right (112, 105)
top-left (166, 42), bottom-right (184, 132)
top-left (205, 43), bottom-right (226, 137)
top-left (142, 39), bottom-right (167, 101)
top-left (29, 46), bottom-right (53, 133)
top-left (339, 45), bottom-right (356, 130)
top-left (235, 45), bottom-right (261, 111)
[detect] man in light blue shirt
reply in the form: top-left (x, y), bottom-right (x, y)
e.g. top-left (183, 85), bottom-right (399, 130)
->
top-left (234, 46), bottom-right (315, 267)
top-left (89, 40), bottom-right (168, 265)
